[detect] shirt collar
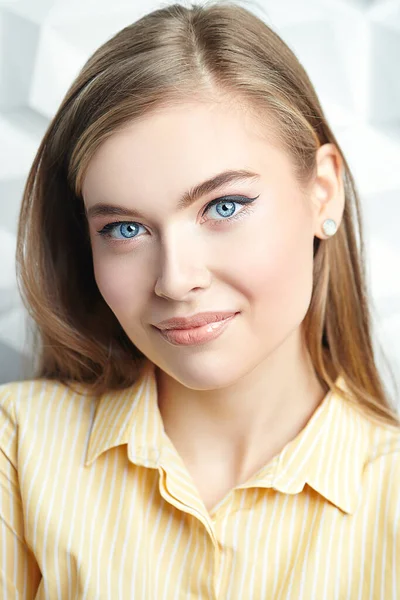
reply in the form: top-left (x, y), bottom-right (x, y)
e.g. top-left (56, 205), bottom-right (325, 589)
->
top-left (84, 359), bottom-right (164, 469)
top-left (85, 361), bottom-right (369, 515)
top-left (240, 375), bottom-right (370, 515)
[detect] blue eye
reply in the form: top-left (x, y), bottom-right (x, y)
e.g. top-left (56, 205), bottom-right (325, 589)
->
top-left (205, 199), bottom-right (240, 220)
top-left (203, 196), bottom-right (258, 226)
top-left (96, 221), bottom-right (146, 241)
top-left (96, 194), bottom-right (259, 243)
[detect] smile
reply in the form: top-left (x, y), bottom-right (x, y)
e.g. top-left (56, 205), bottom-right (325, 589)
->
top-left (155, 313), bottom-right (238, 346)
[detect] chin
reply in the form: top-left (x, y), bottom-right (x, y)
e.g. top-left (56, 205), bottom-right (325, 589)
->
top-left (155, 352), bottom-right (248, 391)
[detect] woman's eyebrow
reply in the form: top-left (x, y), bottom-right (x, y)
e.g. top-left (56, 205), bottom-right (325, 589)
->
top-left (85, 169), bottom-right (260, 221)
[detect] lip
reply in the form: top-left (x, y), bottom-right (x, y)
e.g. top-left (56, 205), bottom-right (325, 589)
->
top-left (155, 312), bottom-right (238, 346)
top-left (154, 311), bottom-right (239, 330)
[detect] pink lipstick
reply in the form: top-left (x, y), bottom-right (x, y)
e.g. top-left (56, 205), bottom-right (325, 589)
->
top-left (155, 312), bottom-right (238, 346)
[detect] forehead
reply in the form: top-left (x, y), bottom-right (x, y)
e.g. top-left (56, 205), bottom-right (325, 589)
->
top-left (81, 100), bottom-right (289, 202)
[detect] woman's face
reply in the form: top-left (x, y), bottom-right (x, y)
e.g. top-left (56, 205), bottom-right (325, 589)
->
top-left (82, 99), bottom-right (320, 389)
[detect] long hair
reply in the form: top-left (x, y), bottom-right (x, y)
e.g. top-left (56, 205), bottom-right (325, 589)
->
top-left (16, 0), bottom-right (400, 426)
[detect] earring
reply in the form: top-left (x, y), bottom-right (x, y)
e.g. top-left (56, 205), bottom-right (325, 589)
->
top-left (322, 218), bottom-right (337, 237)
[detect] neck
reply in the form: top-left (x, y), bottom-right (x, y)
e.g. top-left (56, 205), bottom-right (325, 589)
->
top-left (155, 327), bottom-right (327, 483)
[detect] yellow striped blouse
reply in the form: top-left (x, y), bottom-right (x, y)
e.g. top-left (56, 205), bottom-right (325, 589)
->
top-left (1, 358), bottom-right (400, 599)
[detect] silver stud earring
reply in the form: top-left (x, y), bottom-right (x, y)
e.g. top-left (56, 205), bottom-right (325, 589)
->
top-left (322, 218), bottom-right (337, 237)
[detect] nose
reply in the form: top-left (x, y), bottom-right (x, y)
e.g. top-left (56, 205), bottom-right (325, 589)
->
top-left (154, 231), bottom-right (211, 301)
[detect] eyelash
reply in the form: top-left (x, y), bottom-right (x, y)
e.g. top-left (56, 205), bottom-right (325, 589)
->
top-left (95, 194), bottom-right (260, 245)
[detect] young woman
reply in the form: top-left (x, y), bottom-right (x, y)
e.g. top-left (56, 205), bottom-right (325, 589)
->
top-left (1, 1), bottom-right (399, 598)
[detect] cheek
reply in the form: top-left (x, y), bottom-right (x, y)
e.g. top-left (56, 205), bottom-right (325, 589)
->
top-left (230, 201), bottom-right (314, 329)
top-left (91, 254), bottom-right (149, 318)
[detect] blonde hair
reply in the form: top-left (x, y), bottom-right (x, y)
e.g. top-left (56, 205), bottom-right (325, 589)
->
top-left (16, 0), bottom-right (400, 426)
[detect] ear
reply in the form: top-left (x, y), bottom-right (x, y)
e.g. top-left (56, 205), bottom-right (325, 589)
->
top-left (310, 143), bottom-right (345, 240)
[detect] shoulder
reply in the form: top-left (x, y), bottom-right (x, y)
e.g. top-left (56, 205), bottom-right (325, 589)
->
top-left (361, 415), bottom-right (400, 529)
top-left (0, 378), bottom-right (97, 466)
top-left (364, 414), bottom-right (400, 466)
top-left (0, 377), bottom-right (96, 416)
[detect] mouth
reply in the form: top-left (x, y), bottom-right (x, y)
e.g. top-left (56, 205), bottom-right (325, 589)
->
top-left (154, 310), bottom-right (239, 331)
top-left (154, 312), bottom-right (239, 346)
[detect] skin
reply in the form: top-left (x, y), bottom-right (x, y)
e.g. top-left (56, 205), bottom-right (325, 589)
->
top-left (82, 97), bottom-right (345, 508)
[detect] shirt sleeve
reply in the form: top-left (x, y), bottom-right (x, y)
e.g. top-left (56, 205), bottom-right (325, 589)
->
top-left (0, 386), bottom-right (42, 598)
top-left (387, 449), bottom-right (400, 599)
